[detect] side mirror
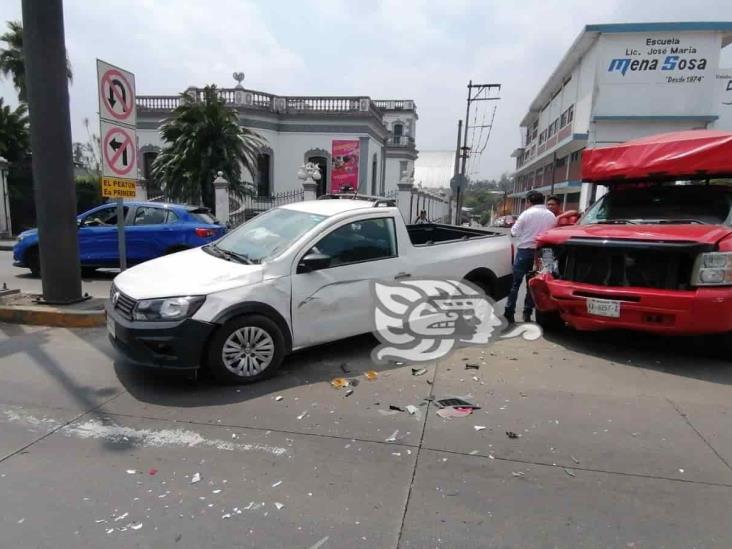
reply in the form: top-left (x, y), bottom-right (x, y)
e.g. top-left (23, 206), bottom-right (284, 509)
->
top-left (297, 252), bottom-right (331, 273)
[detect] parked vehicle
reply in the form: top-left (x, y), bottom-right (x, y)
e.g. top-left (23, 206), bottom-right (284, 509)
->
top-left (530, 130), bottom-right (732, 351)
top-left (493, 215), bottom-right (516, 228)
top-left (106, 196), bottom-right (513, 383)
top-left (13, 201), bottom-right (225, 276)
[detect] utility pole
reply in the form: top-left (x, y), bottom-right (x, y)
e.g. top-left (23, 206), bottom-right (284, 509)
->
top-left (451, 119), bottom-right (462, 225)
top-left (456, 81), bottom-right (501, 225)
top-left (22, 0), bottom-right (82, 303)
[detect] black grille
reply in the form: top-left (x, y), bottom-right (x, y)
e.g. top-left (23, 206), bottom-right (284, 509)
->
top-left (113, 290), bottom-right (136, 320)
top-left (554, 239), bottom-right (710, 291)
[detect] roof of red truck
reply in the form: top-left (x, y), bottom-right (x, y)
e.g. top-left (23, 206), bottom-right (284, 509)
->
top-left (582, 130), bottom-right (732, 183)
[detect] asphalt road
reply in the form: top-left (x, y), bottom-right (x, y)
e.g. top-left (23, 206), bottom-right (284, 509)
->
top-left (0, 319), bottom-right (731, 547)
top-left (1, 250), bottom-right (115, 297)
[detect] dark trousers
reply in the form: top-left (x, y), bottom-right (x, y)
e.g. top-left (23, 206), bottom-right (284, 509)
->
top-left (505, 248), bottom-right (535, 316)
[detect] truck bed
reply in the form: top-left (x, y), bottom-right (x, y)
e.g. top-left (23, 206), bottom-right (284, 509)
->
top-left (406, 223), bottom-right (503, 246)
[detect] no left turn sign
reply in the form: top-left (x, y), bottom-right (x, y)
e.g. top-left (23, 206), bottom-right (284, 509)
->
top-left (101, 121), bottom-right (137, 178)
top-left (97, 59), bottom-right (136, 126)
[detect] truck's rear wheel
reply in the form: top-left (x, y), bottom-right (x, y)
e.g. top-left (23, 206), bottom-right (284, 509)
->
top-left (207, 314), bottom-right (285, 384)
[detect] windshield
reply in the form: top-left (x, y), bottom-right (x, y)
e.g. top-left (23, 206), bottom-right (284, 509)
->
top-left (580, 185), bottom-right (732, 226)
top-left (214, 208), bottom-right (326, 263)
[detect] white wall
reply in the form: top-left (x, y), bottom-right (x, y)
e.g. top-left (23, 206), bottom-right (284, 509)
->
top-left (591, 118), bottom-right (707, 146)
top-left (574, 44), bottom-right (599, 134)
top-left (712, 68), bottom-right (732, 131)
top-left (384, 158), bottom-right (405, 194)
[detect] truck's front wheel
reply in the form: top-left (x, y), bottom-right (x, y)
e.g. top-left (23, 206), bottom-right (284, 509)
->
top-left (207, 314), bottom-right (286, 384)
top-left (535, 310), bottom-right (564, 332)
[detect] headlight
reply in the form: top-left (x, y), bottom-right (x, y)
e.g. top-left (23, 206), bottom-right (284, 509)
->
top-left (691, 252), bottom-right (732, 286)
top-left (133, 296), bottom-right (205, 321)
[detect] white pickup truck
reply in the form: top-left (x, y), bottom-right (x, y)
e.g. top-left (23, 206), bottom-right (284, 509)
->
top-left (106, 196), bottom-right (513, 383)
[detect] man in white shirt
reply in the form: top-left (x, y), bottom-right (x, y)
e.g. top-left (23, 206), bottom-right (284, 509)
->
top-left (505, 191), bottom-right (557, 323)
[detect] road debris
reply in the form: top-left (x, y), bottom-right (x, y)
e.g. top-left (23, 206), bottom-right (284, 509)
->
top-left (340, 363), bottom-right (351, 374)
top-left (330, 378), bottom-right (349, 389)
top-left (435, 398), bottom-right (480, 409)
top-left (275, 396), bottom-right (284, 401)
top-left (309, 536), bottom-right (330, 549)
top-left (222, 513), bottom-right (232, 519)
top-left (272, 480), bottom-right (282, 488)
top-left (436, 407), bottom-right (473, 419)
top-left (563, 468), bottom-right (576, 478)
top-left (212, 489), bottom-right (222, 494)
top-left (345, 389), bottom-right (354, 397)
top-left (405, 405), bottom-right (419, 415)
top-left (297, 411), bottom-right (308, 420)
top-left (113, 512), bottom-right (129, 522)
top-left (511, 471), bottom-right (525, 478)
top-left (465, 363), bottom-right (480, 370)
top-left (130, 523), bottom-right (143, 530)
top-left (473, 425), bottom-right (486, 431)
top-left (126, 469), bottom-right (136, 475)
top-left (148, 468), bottom-right (158, 476)
top-left (191, 473), bottom-right (201, 484)
top-left (570, 456), bottom-right (580, 464)
top-left (506, 431), bottom-right (520, 439)
top-left (389, 405), bottom-right (405, 412)
top-left (365, 370), bottom-right (378, 381)
top-left (274, 502), bottom-right (285, 510)
top-left (411, 367), bottom-right (427, 376)
top-left (385, 430), bottom-right (400, 442)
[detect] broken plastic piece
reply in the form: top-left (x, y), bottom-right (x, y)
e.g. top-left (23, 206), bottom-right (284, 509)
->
top-left (330, 377), bottom-right (349, 389)
top-left (345, 389), bottom-right (354, 397)
top-left (385, 430), bottom-right (400, 442)
top-left (465, 363), bottom-right (480, 370)
top-left (297, 410), bottom-right (308, 420)
top-left (389, 405), bottom-right (405, 412)
top-left (435, 398), bottom-right (480, 409)
top-left (272, 480), bottom-right (282, 488)
top-left (411, 368), bottom-right (427, 376)
top-left (563, 468), bottom-right (576, 478)
top-left (405, 405), bottom-right (419, 415)
top-left (275, 395), bottom-right (284, 401)
top-left (436, 407), bottom-right (473, 419)
top-left (511, 471), bottom-right (525, 478)
top-left (506, 431), bottom-right (520, 439)
top-left (274, 502), bottom-right (284, 510)
top-left (364, 370), bottom-right (378, 381)
top-left (191, 472), bottom-right (201, 484)
top-left (126, 469), bottom-right (136, 475)
top-left (130, 523), bottom-right (143, 530)
top-left (148, 468), bottom-right (158, 476)
top-left (473, 425), bottom-right (486, 431)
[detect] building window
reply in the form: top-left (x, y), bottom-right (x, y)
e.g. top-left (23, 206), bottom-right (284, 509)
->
top-left (142, 152), bottom-right (158, 181)
top-left (567, 105), bottom-right (574, 124)
top-left (256, 152), bottom-right (271, 197)
top-left (399, 160), bottom-right (408, 179)
top-left (393, 123), bottom-right (403, 145)
top-left (560, 111), bottom-right (567, 128)
top-left (371, 153), bottom-right (378, 195)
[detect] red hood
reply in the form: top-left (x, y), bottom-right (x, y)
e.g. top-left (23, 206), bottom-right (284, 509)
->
top-left (537, 223), bottom-right (732, 246)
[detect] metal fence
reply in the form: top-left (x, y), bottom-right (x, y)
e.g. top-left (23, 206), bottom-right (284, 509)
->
top-left (229, 189), bottom-right (305, 227)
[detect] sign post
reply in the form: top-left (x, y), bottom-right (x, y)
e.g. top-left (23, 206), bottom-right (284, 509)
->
top-left (97, 59), bottom-right (137, 271)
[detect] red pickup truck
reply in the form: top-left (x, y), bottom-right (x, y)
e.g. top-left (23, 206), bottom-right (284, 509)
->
top-left (529, 130), bottom-right (732, 350)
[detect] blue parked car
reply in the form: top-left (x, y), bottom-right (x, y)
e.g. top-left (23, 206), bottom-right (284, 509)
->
top-left (14, 201), bottom-right (226, 276)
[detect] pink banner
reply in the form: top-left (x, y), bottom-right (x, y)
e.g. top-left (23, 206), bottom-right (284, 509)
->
top-left (331, 140), bottom-right (359, 193)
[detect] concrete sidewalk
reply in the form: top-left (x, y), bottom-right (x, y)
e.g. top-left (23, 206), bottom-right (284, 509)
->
top-left (0, 322), bottom-right (731, 547)
top-left (0, 240), bottom-right (14, 252)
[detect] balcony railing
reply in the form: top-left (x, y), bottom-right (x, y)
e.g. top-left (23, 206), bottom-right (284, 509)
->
top-left (137, 88), bottom-right (397, 120)
top-left (386, 136), bottom-right (416, 148)
top-left (373, 100), bottom-right (416, 112)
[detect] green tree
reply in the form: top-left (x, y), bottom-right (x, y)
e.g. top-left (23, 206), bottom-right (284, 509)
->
top-left (0, 20), bottom-right (73, 102)
top-left (153, 85), bottom-right (263, 209)
top-left (0, 97), bottom-right (28, 162)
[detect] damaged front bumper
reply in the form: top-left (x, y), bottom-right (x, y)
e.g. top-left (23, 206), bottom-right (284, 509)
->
top-left (529, 272), bottom-right (732, 335)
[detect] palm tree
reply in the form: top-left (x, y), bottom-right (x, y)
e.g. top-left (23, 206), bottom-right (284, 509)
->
top-left (0, 98), bottom-right (29, 163)
top-left (153, 85), bottom-right (263, 209)
top-left (0, 20), bottom-right (73, 102)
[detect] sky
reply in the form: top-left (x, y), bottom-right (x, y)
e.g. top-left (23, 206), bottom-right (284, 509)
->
top-left (1, 0), bottom-right (731, 180)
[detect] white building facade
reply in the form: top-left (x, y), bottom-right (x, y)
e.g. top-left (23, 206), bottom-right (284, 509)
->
top-left (510, 22), bottom-right (732, 213)
top-left (135, 88), bottom-right (418, 201)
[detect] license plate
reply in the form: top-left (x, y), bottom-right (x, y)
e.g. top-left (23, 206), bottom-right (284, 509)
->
top-left (107, 316), bottom-right (116, 339)
top-left (586, 298), bottom-right (621, 318)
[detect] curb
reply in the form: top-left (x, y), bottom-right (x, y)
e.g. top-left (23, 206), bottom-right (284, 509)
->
top-left (0, 306), bottom-right (106, 328)
top-left (0, 244), bottom-right (13, 252)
